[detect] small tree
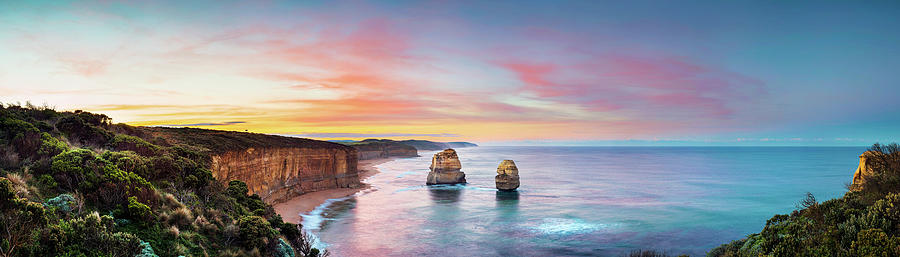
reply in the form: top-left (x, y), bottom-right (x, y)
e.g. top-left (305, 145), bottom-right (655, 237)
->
top-left (0, 177), bottom-right (48, 257)
top-left (237, 215), bottom-right (276, 250)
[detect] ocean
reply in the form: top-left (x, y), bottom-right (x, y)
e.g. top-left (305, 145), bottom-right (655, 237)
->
top-left (299, 146), bottom-right (864, 256)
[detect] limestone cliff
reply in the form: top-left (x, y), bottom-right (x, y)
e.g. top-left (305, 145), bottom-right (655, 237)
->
top-left (349, 140), bottom-right (418, 160)
top-left (210, 147), bottom-right (358, 204)
top-left (850, 151), bottom-right (875, 191)
top-left (141, 127), bottom-right (359, 204)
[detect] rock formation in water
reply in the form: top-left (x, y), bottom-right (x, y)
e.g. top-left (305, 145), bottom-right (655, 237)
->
top-left (426, 149), bottom-right (467, 185)
top-left (495, 160), bottom-right (520, 191)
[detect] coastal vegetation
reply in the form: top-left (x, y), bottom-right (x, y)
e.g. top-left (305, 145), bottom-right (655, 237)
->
top-left (0, 103), bottom-right (327, 257)
top-left (709, 143), bottom-right (900, 257)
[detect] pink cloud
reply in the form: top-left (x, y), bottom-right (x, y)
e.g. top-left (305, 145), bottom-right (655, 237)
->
top-left (499, 53), bottom-right (764, 120)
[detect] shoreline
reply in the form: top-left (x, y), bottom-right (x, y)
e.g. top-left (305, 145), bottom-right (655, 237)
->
top-left (274, 157), bottom-right (396, 224)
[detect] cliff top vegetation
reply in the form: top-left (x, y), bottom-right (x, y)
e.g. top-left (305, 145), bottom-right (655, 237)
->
top-left (709, 143), bottom-right (900, 257)
top-left (0, 102), bottom-right (328, 257)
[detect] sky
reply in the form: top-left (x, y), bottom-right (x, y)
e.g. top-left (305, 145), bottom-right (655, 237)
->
top-left (1, 0), bottom-right (898, 146)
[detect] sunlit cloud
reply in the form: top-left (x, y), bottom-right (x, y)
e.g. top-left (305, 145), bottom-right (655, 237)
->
top-left (0, 1), bottom-right (897, 144)
top-left (283, 132), bottom-right (460, 138)
top-left (155, 121), bottom-right (247, 127)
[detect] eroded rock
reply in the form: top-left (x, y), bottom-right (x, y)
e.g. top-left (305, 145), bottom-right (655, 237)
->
top-left (426, 149), bottom-right (466, 184)
top-left (495, 160), bottom-right (520, 191)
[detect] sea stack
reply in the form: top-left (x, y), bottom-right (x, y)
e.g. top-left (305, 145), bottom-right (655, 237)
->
top-left (426, 149), bottom-right (467, 185)
top-left (495, 160), bottom-right (520, 191)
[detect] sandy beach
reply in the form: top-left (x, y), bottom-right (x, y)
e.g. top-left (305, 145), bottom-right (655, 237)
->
top-left (274, 157), bottom-right (396, 224)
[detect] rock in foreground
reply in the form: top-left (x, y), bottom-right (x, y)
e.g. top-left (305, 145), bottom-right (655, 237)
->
top-left (495, 160), bottom-right (520, 191)
top-left (426, 149), bottom-right (467, 184)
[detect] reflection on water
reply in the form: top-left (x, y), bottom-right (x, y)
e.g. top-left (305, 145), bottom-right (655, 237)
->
top-left (427, 185), bottom-right (463, 203)
top-left (308, 146), bottom-right (864, 256)
top-left (495, 190), bottom-right (520, 201)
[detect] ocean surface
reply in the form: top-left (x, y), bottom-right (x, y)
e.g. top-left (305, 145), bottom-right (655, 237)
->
top-left (299, 146), bottom-right (865, 256)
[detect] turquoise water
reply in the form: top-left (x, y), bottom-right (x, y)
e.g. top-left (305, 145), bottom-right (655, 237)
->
top-left (299, 146), bottom-right (864, 256)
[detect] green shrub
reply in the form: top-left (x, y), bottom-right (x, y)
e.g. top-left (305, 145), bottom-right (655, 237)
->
top-left (1, 177), bottom-right (49, 257)
top-left (109, 134), bottom-right (159, 156)
top-left (851, 229), bottom-right (900, 257)
top-left (55, 115), bottom-right (113, 146)
top-left (227, 180), bottom-right (249, 198)
top-left (52, 212), bottom-right (142, 256)
top-left (237, 215), bottom-right (276, 249)
top-left (102, 151), bottom-right (151, 179)
top-left (0, 117), bottom-right (41, 157)
top-left (711, 143), bottom-right (900, 257)
top-left (50, 148), bottom-right (103, 191)
top-left (128, 196), bottom-right (153, 221)
top-left (44, 194), bottom-right (76, 213)
top-left (0, 105), bottom-right (324, 256)
top-left (38, 132), bottom-right (67, 157)
top-left (276, 238), bottom-right (295, 257)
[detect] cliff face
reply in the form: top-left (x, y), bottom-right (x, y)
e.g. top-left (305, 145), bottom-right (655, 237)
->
top-left (850, 151), bottom-right (876, 191)
top-left (350, 140), bottom-right (418, 160)
top-left (211, 147), bottom-right (358, 204)
top-left (140, 127), bottom-right (360, 204)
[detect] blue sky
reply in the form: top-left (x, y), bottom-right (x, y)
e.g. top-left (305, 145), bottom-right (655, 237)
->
top-left (0, 0), bottom-right (898, 145)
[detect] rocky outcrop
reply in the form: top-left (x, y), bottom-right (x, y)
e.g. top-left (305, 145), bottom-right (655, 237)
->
top-left (211, 147), bottom-right (358, 204)
top-left (426, 149), bottom-right (466, 185)
top-left (495, 160), bottom-right (520, 191)
top-left (350, 140), bottom-right (418, 160)
top-left (142, 127), bottom-right (360, 204)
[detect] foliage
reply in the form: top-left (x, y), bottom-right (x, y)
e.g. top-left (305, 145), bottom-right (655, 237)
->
top-left (37, 133), bottom-right (67, 158)
top-left (276, 238), bottom-right (296, 257)
top-left (709, 143), bottom-right (900, 257)
top-left (127, 196), bottom-right (153, 221)
top-left (238, 215), bottom-right (276, 249)
top-left (1, 177), bottom-right (48, 257)
top-left (135, 240), bottom-right (159, 257)
top-left (109, 134), bottom-right (159, 156)
top-left (0, 104), bottom-right (326, 257)
top-left (43, 194), bottom-right (76, 213)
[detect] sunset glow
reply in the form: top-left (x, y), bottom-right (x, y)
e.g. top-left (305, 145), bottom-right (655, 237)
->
top-left (2, 1), bottom-right (898, 145)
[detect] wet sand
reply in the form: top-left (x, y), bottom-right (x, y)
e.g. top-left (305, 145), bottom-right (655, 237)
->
top-left (274, 157), bottom-right (395, 224)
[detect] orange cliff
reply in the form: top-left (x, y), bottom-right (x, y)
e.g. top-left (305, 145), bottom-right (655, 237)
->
top-left (210, 147), bottom-right (358, 204)
top-left (849, 150), bottom-right (900, 192)
top-left (141, 127), bottom-right (359, 204)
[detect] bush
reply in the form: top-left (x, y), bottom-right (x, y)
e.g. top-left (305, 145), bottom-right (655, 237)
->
top-left (38, 132), bottom-right (67, 157)
top-left (276, 238), bottom-right (295, 257)
top-left (109, 134), bottom-right (159, 156)
top-left (851, 229), bottom-right (900, 257)
top-left (102, 151), bottom-right (151, 179)
top-left (128, 196), bottom-right (153, 221)
top-left (50, 148), bottom-right (103, 191)
top-left (237, 215), bottom-right (276, 249)
top-left (53, 212), bottom-right (142, 256)
top-left (1, 177), bottom-right (49, 257)
top-left (711, 143), bottom-right (900, 256)
top-left (44, 193), bottom-right (76, 213)
top-left (0, 105), bottom-right (324, 256)
top-left (0, 117), bottom-right (41, 158)
top-left (55, 115), bottom-right (113, 147)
